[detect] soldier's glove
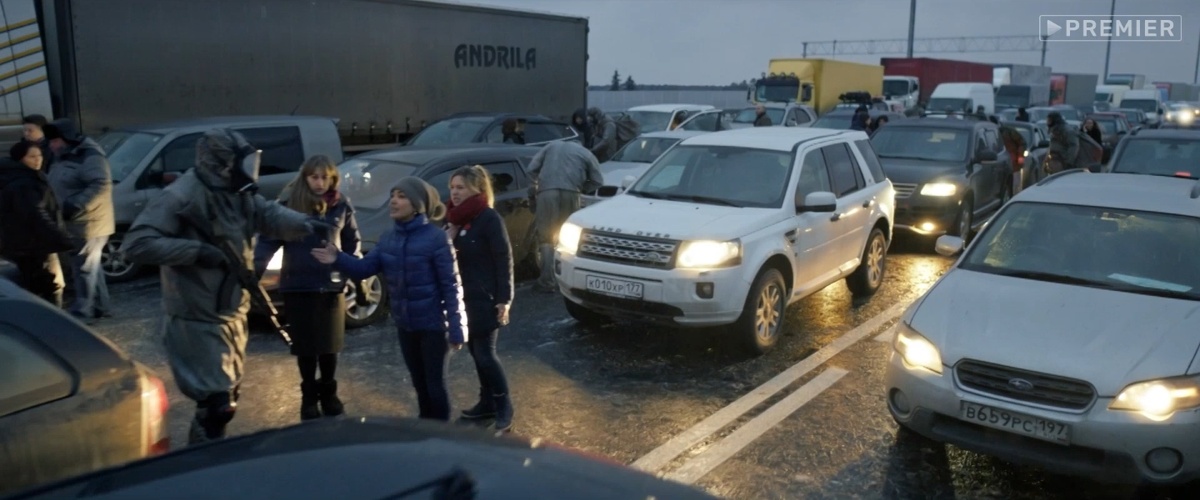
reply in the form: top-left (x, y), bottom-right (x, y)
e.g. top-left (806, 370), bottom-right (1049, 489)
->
top-left (305, 219), bottom-right (335, 240)
top-left (195, 244), bottom-right (227, 268)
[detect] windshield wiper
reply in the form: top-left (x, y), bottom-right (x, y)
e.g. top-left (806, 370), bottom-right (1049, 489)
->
top-left (661, 194), bottom-right (744, 207)
top-left (376, 466), bottom-right (476, 499)
top-left (982, 268), bottom-right (1200, 301)
top-left (625, 190), bottom-right (667, 199)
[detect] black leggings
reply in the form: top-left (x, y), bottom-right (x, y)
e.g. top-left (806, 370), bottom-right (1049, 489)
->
top-left (297, 354), bottom-right (338, 382)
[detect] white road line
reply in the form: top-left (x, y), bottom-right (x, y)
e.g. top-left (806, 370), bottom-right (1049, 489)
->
top-left (873, 324), bottom-right (897, 343)
top-left (630, 301), bottom-right (910, 473)
top-left (665, 367), bottom-right (850, 484)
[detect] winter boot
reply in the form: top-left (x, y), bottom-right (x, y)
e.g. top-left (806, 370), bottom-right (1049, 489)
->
top-left (300, 381), bottom-right (322, 420)
top-left (492, 393), bottom-right (514, 432)
top-left (460, 388), bottom-right (496, 420)
top-left (319, 379), bottom-right (344, 417)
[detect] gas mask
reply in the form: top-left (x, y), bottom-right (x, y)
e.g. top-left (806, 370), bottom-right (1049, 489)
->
top-left (223, 129), bottom-right (262, 193)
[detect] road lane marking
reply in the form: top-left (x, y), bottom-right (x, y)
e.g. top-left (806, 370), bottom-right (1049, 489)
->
top-left (664, 367), bottom-right (850, 484)
top-left (631, 301), bottom-right (910, 473)
top-left (873, 324), bottom-right (897, 343)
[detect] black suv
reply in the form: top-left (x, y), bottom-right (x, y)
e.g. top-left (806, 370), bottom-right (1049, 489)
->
top-left (869, 116), bottom-right (1013, 240)
top-left (1105, 128), bottom-right (1200, 178)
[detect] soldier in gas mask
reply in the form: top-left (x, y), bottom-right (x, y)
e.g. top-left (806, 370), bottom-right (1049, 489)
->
top-left (122, 129), bottom-right (326, 444)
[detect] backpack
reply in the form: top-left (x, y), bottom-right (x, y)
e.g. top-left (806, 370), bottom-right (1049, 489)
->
top-left (610, 112), bottom-right (640, 150)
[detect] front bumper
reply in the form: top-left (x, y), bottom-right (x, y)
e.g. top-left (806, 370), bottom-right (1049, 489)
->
top-left (893, 198), bottom-right (960, 236)
top-left (556, 252), bottom-right (749, 327)
top-left (884, 352), bottom-right (1200, 484)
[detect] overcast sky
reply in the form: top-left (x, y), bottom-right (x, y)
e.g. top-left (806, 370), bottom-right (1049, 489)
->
top-left (451, 0), bottom-right (1200, 86)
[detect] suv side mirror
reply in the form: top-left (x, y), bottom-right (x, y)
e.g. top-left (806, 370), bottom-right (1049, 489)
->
top-left (976, 150), bottom-right (998, 162)
top-left (1037, 140), bottom-right (1050, 149)
top-left (621, 175), bottom-right (637, 190)
top-left (935, 235), bottom-right (965, 256)
top-left (797, 191), bottom-right (836, 213)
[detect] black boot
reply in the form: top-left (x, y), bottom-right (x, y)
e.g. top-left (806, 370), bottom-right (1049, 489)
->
top-left (300, 381), bottom-right (322, 420)
top-left (461, 387), bottom-right (496, 420)
top-left (319, 379), bottom-right (344, 417)
top-left (492, 393), bottom-right (513, 432)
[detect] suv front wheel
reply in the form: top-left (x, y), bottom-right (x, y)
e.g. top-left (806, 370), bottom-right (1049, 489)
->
top-left (736, 268), bottom-right (787, 355)
top-left (846, 228), bottom-right (888, 296)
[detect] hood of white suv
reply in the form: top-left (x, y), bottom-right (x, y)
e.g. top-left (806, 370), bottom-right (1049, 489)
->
top-left (569, 196), bottom-right (786, 241)
top-left (910, 269), bottom-right (1200, 396)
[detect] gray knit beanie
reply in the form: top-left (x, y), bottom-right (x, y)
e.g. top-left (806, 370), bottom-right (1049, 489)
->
top-left (393, 176), bottom-right (446, 220)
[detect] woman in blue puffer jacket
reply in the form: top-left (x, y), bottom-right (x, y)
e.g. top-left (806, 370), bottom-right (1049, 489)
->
top-left (312, 176), bottom-right (467, 421)
top-left (255, 155), bottom-right (360, 421)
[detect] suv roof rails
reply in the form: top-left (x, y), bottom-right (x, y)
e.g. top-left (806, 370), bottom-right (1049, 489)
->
top-left (1035, 168), bottom-right (1089, 187)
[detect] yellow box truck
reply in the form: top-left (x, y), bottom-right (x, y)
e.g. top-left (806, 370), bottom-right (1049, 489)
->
top-left (752, 59), bottom-right (884, 115)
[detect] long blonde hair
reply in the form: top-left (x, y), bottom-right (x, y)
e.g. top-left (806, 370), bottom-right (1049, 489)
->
top-left (282, 155), bottom-right (340, 215)
top-left (451, 164), bottom-right (494, 207)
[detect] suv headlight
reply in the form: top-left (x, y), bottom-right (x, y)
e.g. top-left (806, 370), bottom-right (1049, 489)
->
top-left (557, 223), bottom-right (583, 255)
top-left (266, 249), bottom-right (284, 271)
top-left (893, 323), bottom-right (943, 374)
top-left (920, 182), bottom-right (957, 197)
top-left (677, 240), bottom-right (741, 269)
top-left (1110, 375), bottom-right (1200, 421)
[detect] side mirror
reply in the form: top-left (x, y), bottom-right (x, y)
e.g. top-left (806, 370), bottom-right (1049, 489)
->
top-left (797, 191), bottom-right (837, 213)
top-left (934, 235), bottom-right (965, 256)
top-left (621, 175), bottom-right (637, 189)
top-left (976, 150), bottom-right (998, 162)
top-left (1037, 140), bottom-right (1050, 149)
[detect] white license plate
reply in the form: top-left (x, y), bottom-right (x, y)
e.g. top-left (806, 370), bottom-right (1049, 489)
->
top-left (585, 275), bottom-right (644, 299)
top-left (960, 401), bottom-right (1071, 445)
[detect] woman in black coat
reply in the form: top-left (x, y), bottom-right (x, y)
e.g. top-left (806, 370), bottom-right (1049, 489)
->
top-left (0, 142), bottom-right (74, 306)
top-left (254, 154), bottom-right (361, 421)
top-left (444, 164), bottom-right (515, 432)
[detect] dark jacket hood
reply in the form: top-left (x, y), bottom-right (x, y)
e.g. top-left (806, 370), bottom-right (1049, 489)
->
top-left (0, 157), bottom-right (39, 183)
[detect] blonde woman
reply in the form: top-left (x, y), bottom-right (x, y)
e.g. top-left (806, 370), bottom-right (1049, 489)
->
top-left (255, 155), bottom-right (361, 420)
top-left (446, 165), bottom-right (515, 431)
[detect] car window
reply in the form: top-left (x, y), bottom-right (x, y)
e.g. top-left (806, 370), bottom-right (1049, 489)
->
top-left (645, 164), bottom-right (684, 191)
top-left (793, 109), bottom-right (813, 124)
top-left (524, 122), bottom-right (572, 144)
top-left (99, 131), bottom-right (163, 183)
top-left (426, 168), bottom-right (455, 202)
top-left (630, 145), bottom-right (793, 208)
top-left (820, 143), bottom-right (862, 197)
top-left (797, 149), bottom-right (832, 199)
top-left (1110, 138), bottom-right (1200, 178)
top-left (984, 129), bottom-right (1003, 153)
top-left (871, 127), bottom-right (970, 162)
top-left (0, 325), bottom-right (74, 416)
top-left (610, 137), bottom-right (682, 163)
top-left (148, 133), bottom-right (203, 177)
top-left (236, 126), bottom-right (305, 176)
top-left (680, 112), bottom-right (722, 132)
top-left (481, 161), bottom-right (523, 193)
top-left (483, 125), bottom-right (505, 144)
top-left (853, 139), bottom-right (886, 184)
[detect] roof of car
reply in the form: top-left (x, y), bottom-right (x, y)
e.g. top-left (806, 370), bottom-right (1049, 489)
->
top-left (628, 104), bottom-right (715, 113)
top-left (679, 127), bottom-right (861, 151)
top-left (120, 115), bottom-right (336, 133)
top-left (1018, 171), bottom-right (1200, 217)
top-left (439, 112), bottom-right (554, 121)
top-left (886, 117), bottom-right (987, 129)
top-left (1127, 128), bottom-right (1200, 139)
top-left (352, 144), bottom-right (542, 166)
top-left (639, 130), bottom-right (711, 140)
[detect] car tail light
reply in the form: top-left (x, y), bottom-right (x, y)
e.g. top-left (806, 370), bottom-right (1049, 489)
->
top-left (139, 369), bottom-right (170, 456)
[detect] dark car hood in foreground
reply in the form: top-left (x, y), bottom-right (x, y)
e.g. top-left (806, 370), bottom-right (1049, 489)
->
top-left (877, 157), bottom-right (966, 185)
top-left (6, 418), bottom-right (716, 500)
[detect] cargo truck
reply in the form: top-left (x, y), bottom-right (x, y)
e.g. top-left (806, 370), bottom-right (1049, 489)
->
top-left (1095, 84), bottom-right (1130, 107)
top-left (0, 0), bottom-right (588, 149)
top-left (1106, 74), bottom-right (1147, 90)
top-left (992, 64), bottom-right (1051, 110)
top-left (1152, 82), bottom-right (1200, 102)
top-left (751, 59), bottom-right (883, 115)
top-left (880, 57), bottom-right (992, 110)
top-left (1049, 73), bottom-right (1099, 106)
top-left (1120, 88), bottom-right (1164, 123)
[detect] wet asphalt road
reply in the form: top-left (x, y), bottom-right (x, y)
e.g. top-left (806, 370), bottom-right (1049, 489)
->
top-left (76, 236), bottom-right (1197, 499)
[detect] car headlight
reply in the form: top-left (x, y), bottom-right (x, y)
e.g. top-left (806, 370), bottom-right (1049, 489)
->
top-left (1180, 113), bottom-right (1195, 124)
top-left (557, 223), bottom-right (583, 255)
top-left (920, 182), bottom-right (957, 197)
top-left (266, 249), bottom-right (283, 271)
top-left (677, 240), bottom-right (741, 269)
top-left (893, 323), bottom-right (943, 374)
top-left (1110, 376), bottom-right (1200, 421)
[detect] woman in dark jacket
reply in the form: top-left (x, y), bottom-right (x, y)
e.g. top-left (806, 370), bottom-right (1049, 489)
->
top-left (254, 154), bottom-right (360, 420)
top-left (445, 165), bottom-right (515, 431)
top-left (501, 118), bottom-right (526, 144)
top-left (0, 142), bottom-right (74, 306)
top-left (1081, 118), bottom-right (1104, 146)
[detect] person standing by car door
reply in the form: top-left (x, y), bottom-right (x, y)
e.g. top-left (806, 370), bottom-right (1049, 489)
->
top-left (121, 130), bottom-right (320, 444)
top-left (444, 165), bottom-right (516, 432)
top-left (43, 118), bottom-right (114, 324)
top-left (254, 155), bottom-right (360, 421)
top-left (0, 142), bottom-right (74, 307)
top-left (527, 140), bottom-right (603, 292)
top-left (1045, 112), bottom-right (1079, 174)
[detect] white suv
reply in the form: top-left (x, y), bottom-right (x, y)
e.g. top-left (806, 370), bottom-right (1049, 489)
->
top-left (554, 128), bottom-right (895, 353)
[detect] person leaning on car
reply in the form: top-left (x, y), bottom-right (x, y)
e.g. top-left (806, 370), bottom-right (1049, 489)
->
top-left (1044, 112), bottom-right (1079, 175)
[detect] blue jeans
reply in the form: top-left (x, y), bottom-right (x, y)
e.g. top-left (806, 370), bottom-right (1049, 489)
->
top-left (397, 328), bottom-right (451, 421)
top-left (465, 301), bottom-right (510, 398)
top-left (68, 236), bottom-right (110, 318)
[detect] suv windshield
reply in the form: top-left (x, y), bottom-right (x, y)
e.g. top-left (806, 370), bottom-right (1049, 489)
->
top-left (733, 108), bottom-right (783, 124)
top-left (628, 145), bottom-right (793, 208)
top-left (96, 131), bottom-right (164, 182)
top-left (812, 114), bottom-right (853, 130)
top-left (1110, 138), bottom-right (1200, 178)
top-left (627, 111), bottom-right (673, 134)
top-left (338, 158), bottom-right (419, 209)
top-left (408, 117), bottom-right (491, 146)
top-left (961, 202), bottom-right (1200, 301)
top-left (610, 137), bottom-right (681, 164)
top-left (883, 80), bottom-right (910, 97)
top-left (870, 127), bottom-right (969, 162)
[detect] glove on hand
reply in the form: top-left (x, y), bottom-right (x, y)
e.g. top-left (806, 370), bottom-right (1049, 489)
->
top-left (195, 244), bottom-right (226, 268)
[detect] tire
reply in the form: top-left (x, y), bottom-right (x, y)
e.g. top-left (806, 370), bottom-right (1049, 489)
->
top-left (952, 198), bottom-right (974, 241)
top-left (735, 268), bottom-right (788, 355)
top-left (564, 297), bottom-right (611, 326)
top-left (102, 233), bottom-right (144, 283)
top-left (846, 228), bottom-right (887, 297)
top-left (344, 274), bottom-right (389, 328)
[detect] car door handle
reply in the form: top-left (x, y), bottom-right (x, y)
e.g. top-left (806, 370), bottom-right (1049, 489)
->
top-left (830, 213), bottom-right (843, 222)
top-left (861, 199), bottom-right (873, 208)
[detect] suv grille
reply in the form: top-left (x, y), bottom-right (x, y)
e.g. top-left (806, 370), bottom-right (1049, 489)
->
top-left (956, 360), bottom-right (1096, 410)
top-left (893, 183), bottom-right (917, 199)
top-left (578, 230), bottom-right (678, 269)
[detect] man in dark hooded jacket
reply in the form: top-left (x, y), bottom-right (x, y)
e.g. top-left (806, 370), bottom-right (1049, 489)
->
top-left (753, 105), bottom-right (772, 127)
top-left (587, 107), bottom-right (618, 163)
top-left (850, 106), bottom-right (870, 131)
top-left (121, 129), bottom-right (322, 444)
top-left (1045, 112), bottom-right (1079, 174)
top-left (571, 108), bottom-right (592, 149)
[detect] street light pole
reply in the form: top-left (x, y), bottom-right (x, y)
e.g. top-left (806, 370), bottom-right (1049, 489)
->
top-left (906, 0), bottom-right (916, 57)
top-left (1102, 0), bottom-right (1115, 80)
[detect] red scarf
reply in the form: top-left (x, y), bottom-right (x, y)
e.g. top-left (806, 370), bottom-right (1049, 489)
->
top-left (321, 189), bottom-right (341, 209)
top-left (446, 194), bottom-right (488, 228)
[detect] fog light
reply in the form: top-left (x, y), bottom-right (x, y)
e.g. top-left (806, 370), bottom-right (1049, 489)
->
top-left (889, 388), bottom-right (912, 416)
top-left (1146, 448), bottom-right (1183, 474)
top-left (696, 282), bottom-right (714, 299)
top-left (919, 222), bottom-right (936, 232)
